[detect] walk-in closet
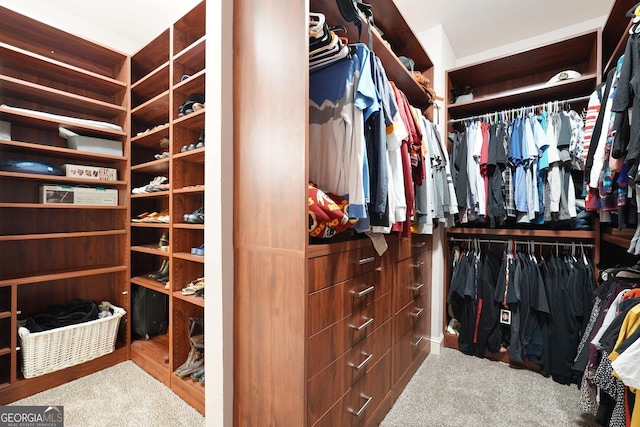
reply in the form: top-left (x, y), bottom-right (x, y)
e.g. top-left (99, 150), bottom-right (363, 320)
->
top-left (1, 1), bottom-right (640, 426)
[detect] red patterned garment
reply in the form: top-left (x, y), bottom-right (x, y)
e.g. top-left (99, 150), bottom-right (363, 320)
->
top-left (308, 182), bottom-right (358, 238)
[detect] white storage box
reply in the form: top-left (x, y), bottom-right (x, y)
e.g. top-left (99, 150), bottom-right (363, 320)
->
top-left (67, 135), bottom-right (123, 156)
top-left (40, 184), bottom-right (118, 206)
top-left (62, 164), bottom-right (117, 181)
top-left (18, 302), bottom-right (125, 378)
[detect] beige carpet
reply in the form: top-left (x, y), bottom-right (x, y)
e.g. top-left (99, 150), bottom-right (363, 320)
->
top-left (9, 361), bottom-right (205, 427)
top-left (8, 348), bottom-right (603, 426)
top-left (380, 348), bottom-right (599, 427)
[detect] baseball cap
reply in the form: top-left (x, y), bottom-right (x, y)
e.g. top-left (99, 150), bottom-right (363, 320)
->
top-left (546, 70), bottom-right (582, 86)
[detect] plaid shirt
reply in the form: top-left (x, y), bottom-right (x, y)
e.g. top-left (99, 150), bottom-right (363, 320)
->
top-left (503, 165), bottom-right (516, 218)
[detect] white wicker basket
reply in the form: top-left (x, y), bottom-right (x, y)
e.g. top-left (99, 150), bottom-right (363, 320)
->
top-left (18, 301), bottom-right (125, 378)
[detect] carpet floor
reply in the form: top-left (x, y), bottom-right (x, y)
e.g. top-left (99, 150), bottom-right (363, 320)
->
top-left (380, 348), bottom-right (599, 427)
top-left (9, 361), bottom-right (205, 427)
top-left (9, 348), bottom-right (602, 426)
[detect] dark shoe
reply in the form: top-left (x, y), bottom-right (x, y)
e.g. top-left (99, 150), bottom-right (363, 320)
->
top-left (148, 259), bottom-right (169, 280)
top-left (158, 232), bottom-right (169, 252)
top-left (190, 365), bottom-right (205, 380)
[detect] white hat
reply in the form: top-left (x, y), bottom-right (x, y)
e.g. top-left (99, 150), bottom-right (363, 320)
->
top-left (546, 70), bottom-right (582, 85)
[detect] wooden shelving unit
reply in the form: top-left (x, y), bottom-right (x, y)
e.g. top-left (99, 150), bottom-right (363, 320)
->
top-left (128, 0), bottom-right (205, 415)
top-left (0, 4), bottom-right (129, 404)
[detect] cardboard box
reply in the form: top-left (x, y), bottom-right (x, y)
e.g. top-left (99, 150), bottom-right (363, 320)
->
top-left (62, 164), bottom-right (117, 181)
top-left (40, 185), bottom-right (118, 206)
top-left (67, 135), bottom-right (123, 156)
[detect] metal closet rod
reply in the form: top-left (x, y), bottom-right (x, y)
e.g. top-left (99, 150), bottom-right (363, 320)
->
top-left (448, 94), bottom-right (591, 124)
top-left (449, 237), bottom-right (595, 249)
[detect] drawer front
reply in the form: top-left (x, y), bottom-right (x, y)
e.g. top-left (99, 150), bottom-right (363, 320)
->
top-left (312, 350), bottom-right (392, 427)
top-left (309, 271), bottom-right (377, 335)
top-left (309, 246), bottom-right (378, 292)
top-left (393, 322), bottom-right (430, 384)
top-left (308, 291), bottom-right (393, 378)
top-left (395, 298), bottom-right (428, 342)
top-left (308, 321), bottom-right (392, 426)
top-left (396, 235), bottom-right (432, 261)
top-left (374, 262), bottom-right (394, 300)
top-left (396, 251), bottom-right (431, 287)
top-left (410, 234), bottom-right (432, 256)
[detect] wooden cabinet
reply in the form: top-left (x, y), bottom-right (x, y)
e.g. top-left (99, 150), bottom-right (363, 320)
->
top-left (128, 0), bottom-right (206, 415)
top-left (308, 240), bottom-right (395, 426)
top-left (0, 5), bottom-right (129, 403)
top-left (233, 0), bottom-right (436, 424)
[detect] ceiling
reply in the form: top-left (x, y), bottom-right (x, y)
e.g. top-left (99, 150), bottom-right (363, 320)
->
top-left (0, 0), bottom-right (618, 59)
top-left (394, 0), bottom-right (615, 60)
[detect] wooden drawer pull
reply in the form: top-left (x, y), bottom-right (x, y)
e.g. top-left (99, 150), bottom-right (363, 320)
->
top-left (348, 394), bottom-right (373, 417)
top-left (410, 307), bottom-right (424, 318)
top-left (408, 283), bottom-right (424, 292)
top-left (352, 285), bottom-right (375, 298)
top-left (412, 241), bottom-right (426, 248)
top-left (350, 317), bottom-right (374, 332)
top-left (357, 256), bottom-right (375, 265)
top-left (412, 336), bottom-right (424, 347)
top-left (410, 261), bottom-right (425, 269)
top-left (349, 352), bottom-right (373, 371)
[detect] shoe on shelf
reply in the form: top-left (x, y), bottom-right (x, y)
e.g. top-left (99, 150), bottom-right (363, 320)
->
top-left (145, 177), bottom-right (170, 192)
top-left (156, 210), bottom-right (170, 223)
top-left (191, 244), bottom-right (204, 256)
top-left (173, 348), bottom-right (204, 378)
top-left (180, 143), bottom-right (196, 152)
top-left (153, 151), bottom-right (169, 160)
top-left (158, 231), bottom-right (169, 252)
top-left (183, 206), bottom-right (204, 224)
top-left (132, 211), bottom-right (150, 223)
top-left (182, 277), bottom-right (205, 295)
top-left (189, 317), bottom-right (204, 349)
top-left (190, 365), bottom-right (205, 380)
top-left (132, 176), bottom-right (168, 194)
top-left (159, 136), bottom-right (170, 149)
top-left (195, 130), bottom-right (205, 149)
top-left (148, 259), bottom-right (169, 281)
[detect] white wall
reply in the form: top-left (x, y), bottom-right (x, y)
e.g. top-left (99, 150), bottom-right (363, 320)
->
top-left (204, 0), bottom-right (234, 425)
top-left (415, 25), bottom-right (456, 355)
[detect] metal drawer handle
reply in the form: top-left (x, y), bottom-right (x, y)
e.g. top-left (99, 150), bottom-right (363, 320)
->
top-left (349, 352), bottom-right (373, 371)
top-left (358, 256), bottom-right (375, 265)
top-left (408, 283), bottom-right (424, 292)
top-left (410, 307), bottom-right (424, 318)
top-left (352, 285), bottom-right (375, 298)
top-left (412, 241), bottom-right (426, 248)
top-left (412, 336), bottom-right (424, 347)
top-left (348, 394), bottom-right (373, 417)
top-left (350, 317), bottom-right (374, 332)
top-left (410, 261), bottom-right (425, 269)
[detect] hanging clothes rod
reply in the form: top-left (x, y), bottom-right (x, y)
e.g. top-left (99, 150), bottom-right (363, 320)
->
top-left (447, 94), bottom-right (591, 124)
top-left (449, 237), bottom-right (595, 249)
